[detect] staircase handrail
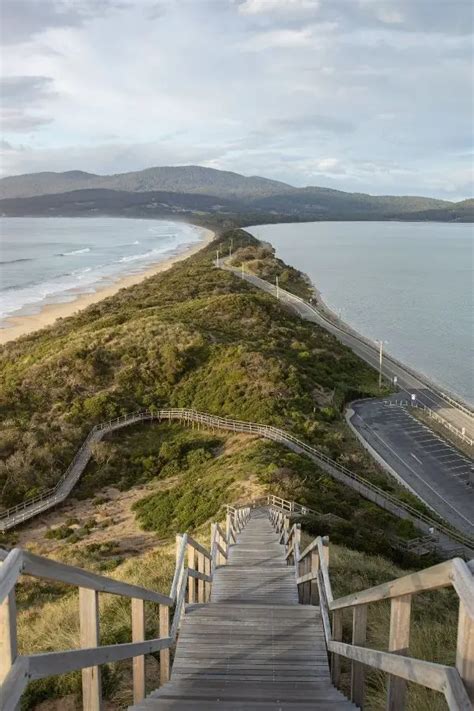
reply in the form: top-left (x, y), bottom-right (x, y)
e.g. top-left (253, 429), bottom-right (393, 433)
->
top-left (268, 502), bottom-right (474, 710)
top-left (0, 501), bottom-right (251, 711)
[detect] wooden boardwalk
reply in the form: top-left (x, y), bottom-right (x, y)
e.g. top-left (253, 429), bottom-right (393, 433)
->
top-left (130, 509), bottom-right (356, 709)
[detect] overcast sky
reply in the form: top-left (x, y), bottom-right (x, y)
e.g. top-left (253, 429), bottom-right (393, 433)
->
top-left (0, 0), bottom-right (473, 199)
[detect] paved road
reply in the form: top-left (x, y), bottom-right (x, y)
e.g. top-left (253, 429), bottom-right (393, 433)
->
top-left (347, 400), bottom-right (474, 538)
top-left (224, 265), bottom-right (474, 441)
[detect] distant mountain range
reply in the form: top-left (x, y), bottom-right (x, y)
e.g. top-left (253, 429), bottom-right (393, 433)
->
top-left (1, 165), bottom-right (472, 222)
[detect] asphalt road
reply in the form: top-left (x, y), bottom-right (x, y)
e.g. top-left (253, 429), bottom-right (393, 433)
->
top-left (225, 266), bottom-right (474, 440)
top-left (348, 399), bottom-right (474, 537)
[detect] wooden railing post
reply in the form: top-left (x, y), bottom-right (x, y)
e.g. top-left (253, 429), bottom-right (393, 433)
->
top-left (131, 598), bottom-right (145, 703)
top-left (204, 554), bottom-right (211, 602)
top-left (310, 548), bottom-right (320, 605)
top-left (211, 522), bottom-right (217, 569)
top-left (197, 551), bottom-right (205, 603)
top-left (331, 609), bottom-right (343, 687)
top-left (351, 604), bottom-right (368, 708)
top-left (456, 601), bottom-right (474, 704)
top-left (159, 604), bottom-right (170, 685)
top-left (0, 585), bottom-right (17, 697)
top-left (79, 587), bottom-right (102, 711)
top-left (387, 594), bottom-right (412, 710)
top-left (187, 542), bottom-right (196, 603)
top-left (175, 533), bottom-right (182, 569)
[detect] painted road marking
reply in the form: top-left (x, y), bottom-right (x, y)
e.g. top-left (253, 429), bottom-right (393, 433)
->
top-left (353, 416), bottom-right (474, 530)
top-left (411, 453), bottom-right (423, 465)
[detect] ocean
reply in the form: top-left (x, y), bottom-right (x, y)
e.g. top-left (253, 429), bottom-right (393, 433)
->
top-left (0, 217), bottom-right (204, 324)
top-left (247, 221), bottom-right (474, 405)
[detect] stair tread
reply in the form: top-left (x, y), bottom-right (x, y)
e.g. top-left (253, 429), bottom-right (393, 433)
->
top-left (129, 509), bottom-right (353, 709)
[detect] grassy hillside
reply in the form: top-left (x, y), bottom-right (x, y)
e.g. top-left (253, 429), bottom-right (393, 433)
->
top-left (0, 227), bottom-right (455, 709)
top-left (0, 228), bottom-right (398, 509)
top-left (10, 422), bottom-right (448, 710)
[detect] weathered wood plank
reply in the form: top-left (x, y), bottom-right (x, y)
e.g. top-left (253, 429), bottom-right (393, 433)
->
top-left (159, 605), bottom-right (170, 686)
top-left (21, 550), bottom-right (172, 605)
top-left (456, 600), bottom-right (474, 704)
top-left (79, 587), bottom-right (102, 711)
top-left (331, 560), bottom-right (453, 610)
top-left (131, 598), bottom-right (145, 704)
top-left (387, 593), bottom-right (411, 711)
top-left (351, 604), bottom-right (367, 707)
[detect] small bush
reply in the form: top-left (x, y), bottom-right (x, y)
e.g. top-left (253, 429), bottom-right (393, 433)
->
top-left (45, 526), bottom-right (74, 540)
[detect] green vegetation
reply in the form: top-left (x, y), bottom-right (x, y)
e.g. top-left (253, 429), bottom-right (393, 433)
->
top-left (1, 228), bottom-right (400, 511)
top-left (2, 165), bottom-right (471, 222)
top-left (0, 226), bottom-right (455, 709)
top-left (77, 421), bottom-right (433, 569)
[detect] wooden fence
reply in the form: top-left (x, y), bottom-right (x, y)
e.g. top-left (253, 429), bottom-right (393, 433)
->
top-left (268, 495), bottom-right (474, 710)
top-left (0, 504), bottom-right (250, 711)
top-left (1, 409), bottom-right (472, 559)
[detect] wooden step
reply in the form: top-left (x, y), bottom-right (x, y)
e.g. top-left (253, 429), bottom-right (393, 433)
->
top-left (129, 510), bottom-right (354, 709)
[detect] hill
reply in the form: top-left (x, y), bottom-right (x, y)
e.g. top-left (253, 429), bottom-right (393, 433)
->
top-left (1, 165), bottom-right (471, 221)
top-left (0, 228), bottom-right (431, 529)
top-left (0, 229), bottom-right (457, 709)
top-left (0, 165), bottom-right (292, 200)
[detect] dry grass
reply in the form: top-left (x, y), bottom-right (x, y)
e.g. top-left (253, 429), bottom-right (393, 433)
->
top-left (301, 533), bottom-right (456, 710)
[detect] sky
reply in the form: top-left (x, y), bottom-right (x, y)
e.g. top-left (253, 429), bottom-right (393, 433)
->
top-left (0, 0), bottom-right (473, 199)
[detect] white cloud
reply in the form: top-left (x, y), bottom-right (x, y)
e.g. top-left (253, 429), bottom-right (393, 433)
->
top-left (312, 158), bottom-right (345, 173)
top-left (358, 0), bottom-right (404, 25)
top-left (239, 27), bottom-right (314, 49)
top-left (237, 0), bottom-right (320, 16)
top-left (0, 0), bottom-right (472, 198)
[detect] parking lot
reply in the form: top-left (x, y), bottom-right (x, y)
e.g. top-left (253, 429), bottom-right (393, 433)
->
top-left (348, 399), bottom-right (474, 538)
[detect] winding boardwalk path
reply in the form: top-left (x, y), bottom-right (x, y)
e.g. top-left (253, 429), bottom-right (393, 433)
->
top-left (2, 409), bottom-right (472, 557)
top-left (129, 509), bottom-right (356, 710)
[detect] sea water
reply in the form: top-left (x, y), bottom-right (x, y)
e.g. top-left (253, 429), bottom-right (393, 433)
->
top-left (0, 217), bottom-right (203, 323)
top-left (247, 221), bottom-right (474, 404)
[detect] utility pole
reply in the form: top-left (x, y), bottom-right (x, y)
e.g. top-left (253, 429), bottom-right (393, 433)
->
top-left (229, 238), bottom-right (233, 258)
top-left (241, 262), bottom-right (245, 278)
top-left (216, 249), bottom-right (220, 268)
top-left (377, 340), bottom-right (384, 389)
top-left (276, 276), bottom-right (280, 299)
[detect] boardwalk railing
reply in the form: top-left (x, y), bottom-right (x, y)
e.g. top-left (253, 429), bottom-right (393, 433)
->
top-left (1, 409), bottom-right (472, 556)
top-left (268, 499), bottom-right (474, 710)
top-left (0, 503), bottom-right (250, 711)
top-left (262, 494), bottom-right (466, 558)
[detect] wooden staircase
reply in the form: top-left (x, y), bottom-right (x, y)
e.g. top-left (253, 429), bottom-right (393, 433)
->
top-left (1, 495), bottom-right (472, 710)
top-left (129, 509), bottom-right (355, 709)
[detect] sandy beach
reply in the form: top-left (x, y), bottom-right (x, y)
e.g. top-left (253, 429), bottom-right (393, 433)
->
top-left (0, 226), bottom-right (215, 345)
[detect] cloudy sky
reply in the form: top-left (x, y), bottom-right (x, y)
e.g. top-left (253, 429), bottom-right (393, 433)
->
top-left (1, 0), bottom-right (473, 198)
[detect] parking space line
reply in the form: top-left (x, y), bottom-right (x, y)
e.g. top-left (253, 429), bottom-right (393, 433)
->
top-left (352, 419), bottom-right (474, 529)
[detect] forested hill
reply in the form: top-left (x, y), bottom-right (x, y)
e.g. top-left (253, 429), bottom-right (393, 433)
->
top-left (1, 165), bottom-right (471, 222)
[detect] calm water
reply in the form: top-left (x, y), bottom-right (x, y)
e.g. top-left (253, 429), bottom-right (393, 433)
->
top-left (248, 222), bottom-right (474, 404)
top-left (0, 218), bottom-right (204, 323)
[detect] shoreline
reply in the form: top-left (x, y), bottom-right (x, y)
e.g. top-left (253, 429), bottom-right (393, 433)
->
top-left (246, 223), bottom-right (473, 409)
top-left (0, 226), bottom-right (215, 346)
top-left (307, 275), bottom-right (474, 411)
